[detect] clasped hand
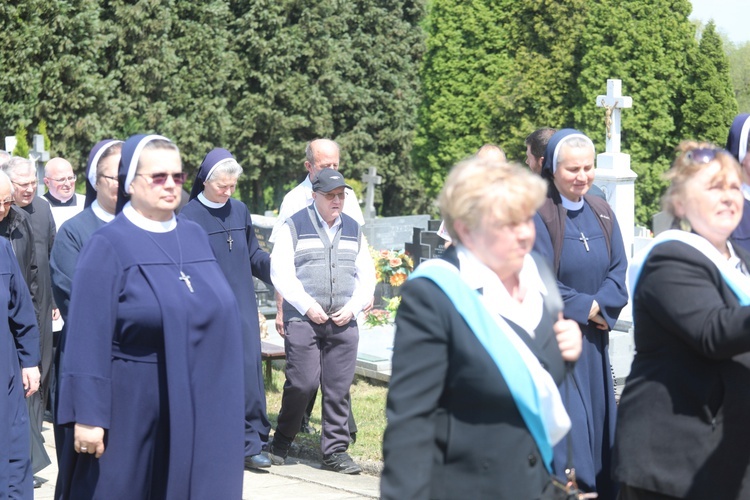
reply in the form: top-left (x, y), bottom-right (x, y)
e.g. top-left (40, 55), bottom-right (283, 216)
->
top-left (306, 303), bottom-right (354, 326)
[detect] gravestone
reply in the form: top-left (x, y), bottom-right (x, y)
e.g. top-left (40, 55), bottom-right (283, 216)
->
top-left (4, 137), bottom-right (17, 153)
top-left (250, 213), bottom-right (277, 313)
top-left (29, 134), bottom-right (49, 197)
top-left (594, 79), bottom-right (638, 387)
top-left (405, 222), bottom-right (446, 266)
top-left (253, 224), bottom-right (273, 254)
top-left (427, 219), bottom-right (442, 231)
top-left (594, 79), bottom-right (637, 259)
top-left (361, 166), bottom-right (382, 221)
top-left (362, 214), bottom-right (430, 252)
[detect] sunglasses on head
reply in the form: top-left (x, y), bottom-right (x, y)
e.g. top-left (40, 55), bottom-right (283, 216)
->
top-left (136, 172), bottom-right (188, 185)
top-left (686, 148), bottom-right (729, 164)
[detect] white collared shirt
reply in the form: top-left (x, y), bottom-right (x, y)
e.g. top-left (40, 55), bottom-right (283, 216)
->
top-left (455, 245), bottom-right (545, 337)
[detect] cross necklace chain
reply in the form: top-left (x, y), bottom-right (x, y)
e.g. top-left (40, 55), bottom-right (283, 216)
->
top-left (213, 217), bottom-right (234, 251)
top-left (571, 214), bottom-right (590, 252)
top-left (144, 227), bottom-right (194, 293)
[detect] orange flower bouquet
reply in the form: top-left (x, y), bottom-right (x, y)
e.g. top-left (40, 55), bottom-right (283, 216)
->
top-left (370, 248), bottom-right (414, 286)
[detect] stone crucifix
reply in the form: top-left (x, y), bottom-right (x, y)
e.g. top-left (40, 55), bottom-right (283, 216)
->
top-left (596, 79), bottom-right (632, 154)
top-left (29, 134), bottom-right (50, 197)
top-left (361, 166), bottom-right (382, 220)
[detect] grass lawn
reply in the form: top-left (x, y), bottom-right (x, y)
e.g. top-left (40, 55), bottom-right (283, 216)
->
top-left (265, 364), bottom-right (388, 463)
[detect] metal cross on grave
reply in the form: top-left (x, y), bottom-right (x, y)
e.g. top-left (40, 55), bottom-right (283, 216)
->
top-left (29, 134), bottom-right (49, 196)
top-left (596, 79), bottom-right (632, 154)
top-left (361, 166), bottom-right (382, 220)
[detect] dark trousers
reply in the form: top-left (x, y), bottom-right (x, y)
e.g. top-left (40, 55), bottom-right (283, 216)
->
top-left (276, 319), bottom-right (358, 455)
top-left (303, 391), bottom-right (358, 434)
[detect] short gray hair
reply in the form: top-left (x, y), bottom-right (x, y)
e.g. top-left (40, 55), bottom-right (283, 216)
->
top-left (3, 156), bottom-right (35, 180)
top-left (206, 158), bottom-right (243, 181)
top-left (0, 150), bottom-right (11, 166)
top-left (0, 170), bottom-right (15, 196)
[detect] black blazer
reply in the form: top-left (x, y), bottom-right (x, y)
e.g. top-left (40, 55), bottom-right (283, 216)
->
top-left (613, 240), bottom-right (750, 499)
top-left (381, 249), bottom-right (566, 500)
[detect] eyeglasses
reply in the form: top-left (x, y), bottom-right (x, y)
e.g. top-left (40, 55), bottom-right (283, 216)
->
top-left (48, 175), bottom-right (77, 184)
top-left (99, 175), bottom-right (119, 184)
top-left (322, 192), bottom-right (346, 201)
top-left (11, 180), bottom-right (38, 190)
top-left (0, 199), bottom-right (14, 208)
top-left (686, 148), bottom-right (729, 164)
top-left (136, 172), bottom-right (187, 185)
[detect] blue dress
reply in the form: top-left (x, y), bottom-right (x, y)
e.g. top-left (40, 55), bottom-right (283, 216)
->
top-left (0, 237), bottom-right (40, 498)
top-left (50, 208), bottom-right (105, 319)
top-left (49, 208), bottom-right (107, 465)
top-left (534, 202), bottom-right (628, 498)
top-left (55, 214), bottom-right (245, 499)
top-left (179, 197), bottom-right (272, 457)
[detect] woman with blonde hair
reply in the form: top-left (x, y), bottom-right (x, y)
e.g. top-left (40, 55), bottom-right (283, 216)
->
top-left (614, 142), bottom-right (750, 499)
top-left (382, 158), bottom-right (582, 499)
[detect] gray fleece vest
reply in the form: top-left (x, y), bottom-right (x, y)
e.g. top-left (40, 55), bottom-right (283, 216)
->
top-left (282, 204), bottom-right (361, 322)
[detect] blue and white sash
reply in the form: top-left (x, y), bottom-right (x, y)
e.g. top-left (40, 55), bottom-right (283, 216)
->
top-left (410, 259), bottom-right (569, 472)
top-left (629, 230), bottom-right (750, 305)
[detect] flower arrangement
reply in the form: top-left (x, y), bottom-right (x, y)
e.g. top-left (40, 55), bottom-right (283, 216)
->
top-left (371, 248), bottom-right (414, 287)
top-left (364, 296), bottom-right (402, 328)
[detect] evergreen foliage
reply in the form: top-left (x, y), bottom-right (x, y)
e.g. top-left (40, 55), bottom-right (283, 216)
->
top-left (414, 0), bottom-right (737, 226)
top-left (413, 0), bottom-right (513, 203)
top-left (12, 123), bottom-right (30, 158)
top-left (231, 0), bottom-right (426, 214)
top-left (680, 21), bottom-right (738, 145)
top-left (727, 41), bottom-right (750, 113)
top-left (0, 0), bottom-right (425, 215)
top-left (574, 0), bottom-right (698, 226)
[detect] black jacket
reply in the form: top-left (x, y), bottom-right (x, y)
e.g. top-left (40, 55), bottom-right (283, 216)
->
top-left (3, 206), bottom-right (38, 311)
top-left (614, 240), bottom-right (750, 498)
top-left (381, 247), bottom-right (565, 499)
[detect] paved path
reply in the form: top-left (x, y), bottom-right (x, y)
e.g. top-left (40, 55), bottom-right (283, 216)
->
top-left (33, 425), bottom-right (380, 499)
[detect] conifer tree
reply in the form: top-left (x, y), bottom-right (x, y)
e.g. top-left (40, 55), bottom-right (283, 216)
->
top-left (412, 0), bottom-right (513, 203)
top-left (680, 21), bottom-right (738, 145)
top-left (12, 123), bottom-right (30, 158)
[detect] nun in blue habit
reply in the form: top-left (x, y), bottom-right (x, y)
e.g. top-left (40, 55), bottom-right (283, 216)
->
top-left (50, 139), bottom-right (123, 321)
top-left (727, 113), bottom-right (750, 253)
top-left (55, 135), bottom-right (245, 499)
top-left (532, 129), bottom-right (628, 498)
top-left (50, 139), bottom-right (122, 468)
top-left (0, 237), bottom-right (40, 498)
top-left (179, 148), bottom-right (273, 469)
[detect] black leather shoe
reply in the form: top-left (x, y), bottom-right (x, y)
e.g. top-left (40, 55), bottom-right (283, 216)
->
top-left (244, 454), bottom-right (272, 469)
top-left (33, 477), bottom-right (43, 489)
top-left (321, 452), bottom-right (361, 474)
top-left (268, 433), bottom-right (292, 465)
